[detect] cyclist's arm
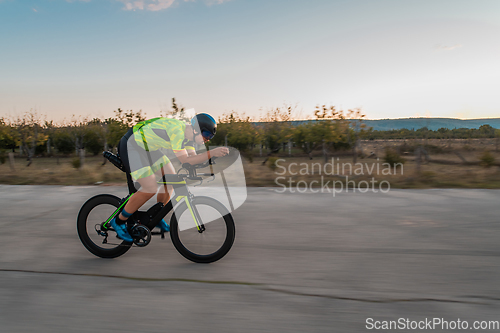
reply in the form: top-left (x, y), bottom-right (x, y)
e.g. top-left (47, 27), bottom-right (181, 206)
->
top-left (185, 144), bottom-right (196, 157)
top-left (174, 147), bottom-right (228, 165)
top-left (174, 149), bottom-right (210, 165)
top-left (172, 139), bottom-right (204, 163)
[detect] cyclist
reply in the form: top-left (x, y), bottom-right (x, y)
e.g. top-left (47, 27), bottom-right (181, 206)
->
top-left (110, 113), bottom-right (229, 242)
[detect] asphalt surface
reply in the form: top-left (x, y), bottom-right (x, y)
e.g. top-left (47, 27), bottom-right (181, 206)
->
top-left (0, 185), bottom-right (499, 332)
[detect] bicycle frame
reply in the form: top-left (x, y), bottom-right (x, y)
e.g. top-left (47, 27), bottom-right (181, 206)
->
top-left (103, 174), bottom-right (205, 233)
top-left (151, 178), bottom-right (206, 232)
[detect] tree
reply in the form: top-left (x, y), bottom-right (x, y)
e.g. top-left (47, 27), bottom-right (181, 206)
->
top-left (84, 127), bottom-right (104, 155)
top-left (215, 112), bottom-right (261, 161)
top-left (168, 98), bottom-right (190, 122)
top-left (52, 130), bottom-right (74, 155)
top-left (478, 124), bottom-right (496, 138)
top-left (107, 108), bottom-right (146, 148)
top-left (346, 108), bottom-right (369, 163)
top-left (0, 118), bottom-right (16, 152)
top-left (12, 110), bottom-right (44, 166)
top-left (87, 118), bottom-right (108, 155)
top-left (66, 116), bottom-right (88, 156)
top-left (259, 104), bottom-right (296, 163)
top-left (292, 122), bottom-right (317, 159)
top-left (293, 105), bottom-right (352, 162)
top-left (44, 120), bottom-right (56, 155)
top-left (495, 129), bottom-right (500, 152)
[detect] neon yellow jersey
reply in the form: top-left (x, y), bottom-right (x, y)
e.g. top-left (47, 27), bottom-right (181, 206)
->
top-left (132, 118), bottom-right (195, 152)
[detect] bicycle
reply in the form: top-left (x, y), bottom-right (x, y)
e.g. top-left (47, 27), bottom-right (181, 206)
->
top-left (77, 152), bottom-right (236, 263)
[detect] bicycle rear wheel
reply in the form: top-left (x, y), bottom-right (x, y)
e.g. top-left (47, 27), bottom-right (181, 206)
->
top-left (170, 196), bottom-right (235, 263)
top-left (77, 194), bottom-right (132, 258)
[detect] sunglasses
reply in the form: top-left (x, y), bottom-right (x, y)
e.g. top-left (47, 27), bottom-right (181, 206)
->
top-left (201, 130), bottom-right (215, 141)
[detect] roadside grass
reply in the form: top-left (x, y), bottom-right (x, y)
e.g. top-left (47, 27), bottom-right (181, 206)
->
top-left (0, 155), bottom-right (126, 186)
top-left (252, 155), bottom-right (500, 189)
top-left (1, 138), bottom-right (500, 188)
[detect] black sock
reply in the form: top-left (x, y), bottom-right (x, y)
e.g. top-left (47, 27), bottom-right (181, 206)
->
top-left (116, 216), bottom-right (127, 225)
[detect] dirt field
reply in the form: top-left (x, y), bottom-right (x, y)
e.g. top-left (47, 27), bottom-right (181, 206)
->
top-left (1, 139), bottom-right (500, 188)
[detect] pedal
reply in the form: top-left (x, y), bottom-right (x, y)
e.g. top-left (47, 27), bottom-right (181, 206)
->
top-left (150, 230), bottom-right (166, 239)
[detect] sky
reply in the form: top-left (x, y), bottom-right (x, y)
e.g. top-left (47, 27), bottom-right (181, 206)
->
top-left (1, 0), bottom-right (499, 121)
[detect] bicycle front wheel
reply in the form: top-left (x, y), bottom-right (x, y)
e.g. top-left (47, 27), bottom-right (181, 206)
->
top-left (170, 196), bottom-right (235, 263)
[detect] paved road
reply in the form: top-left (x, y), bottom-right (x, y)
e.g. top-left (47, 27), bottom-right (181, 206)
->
top-left (0, 185), bottom-right (499, 332)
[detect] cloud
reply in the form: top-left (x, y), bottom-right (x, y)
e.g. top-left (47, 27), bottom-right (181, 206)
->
top-left (117, 0), bottom-right (230, 11)
top-left (117, 0), bottom-right (174, 11)
top-left (32, 7), bottom-right (38, 12)
top-left (435, 44), bottom-right (463, 51)
top-left (204, 0), bottom-right (231, 5)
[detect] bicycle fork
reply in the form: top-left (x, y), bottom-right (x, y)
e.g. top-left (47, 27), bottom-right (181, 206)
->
top-left (175, 195), bottom-right (205, 233)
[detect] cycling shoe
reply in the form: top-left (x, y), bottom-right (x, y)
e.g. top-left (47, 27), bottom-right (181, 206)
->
top-left (109, 217), bottom-right (133, 242)
top-left (158, 219), bottom-right (170, 233)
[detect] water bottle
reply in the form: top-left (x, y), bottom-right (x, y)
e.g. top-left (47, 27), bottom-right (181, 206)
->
top-left (103, 151), bottom-right (124, 171)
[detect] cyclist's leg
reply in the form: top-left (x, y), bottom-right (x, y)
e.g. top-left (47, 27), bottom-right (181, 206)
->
top-left (120, 154), bottom-right (171, 220)
top-left (110, 174), bottom-right (157, 241)
top-left (156, 162), bottom-right (175, 205)
top-left (114, 131), bottom-right (160, 239)
top-left (119, 175), bottom-right (157, 219)
top-left (112, 129), bottom-right (157, 241)
top-left (152, 161), bottom-right (175, 232)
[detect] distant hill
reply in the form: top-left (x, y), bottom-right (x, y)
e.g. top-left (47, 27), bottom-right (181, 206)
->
top-left (363, 118), bottom-right (500, 131)
top-left (281, 118), bottom-right (500, 131)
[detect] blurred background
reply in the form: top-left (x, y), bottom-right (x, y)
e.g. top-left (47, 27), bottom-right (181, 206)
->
top-left (1, 0), bottom-right (499, 332)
